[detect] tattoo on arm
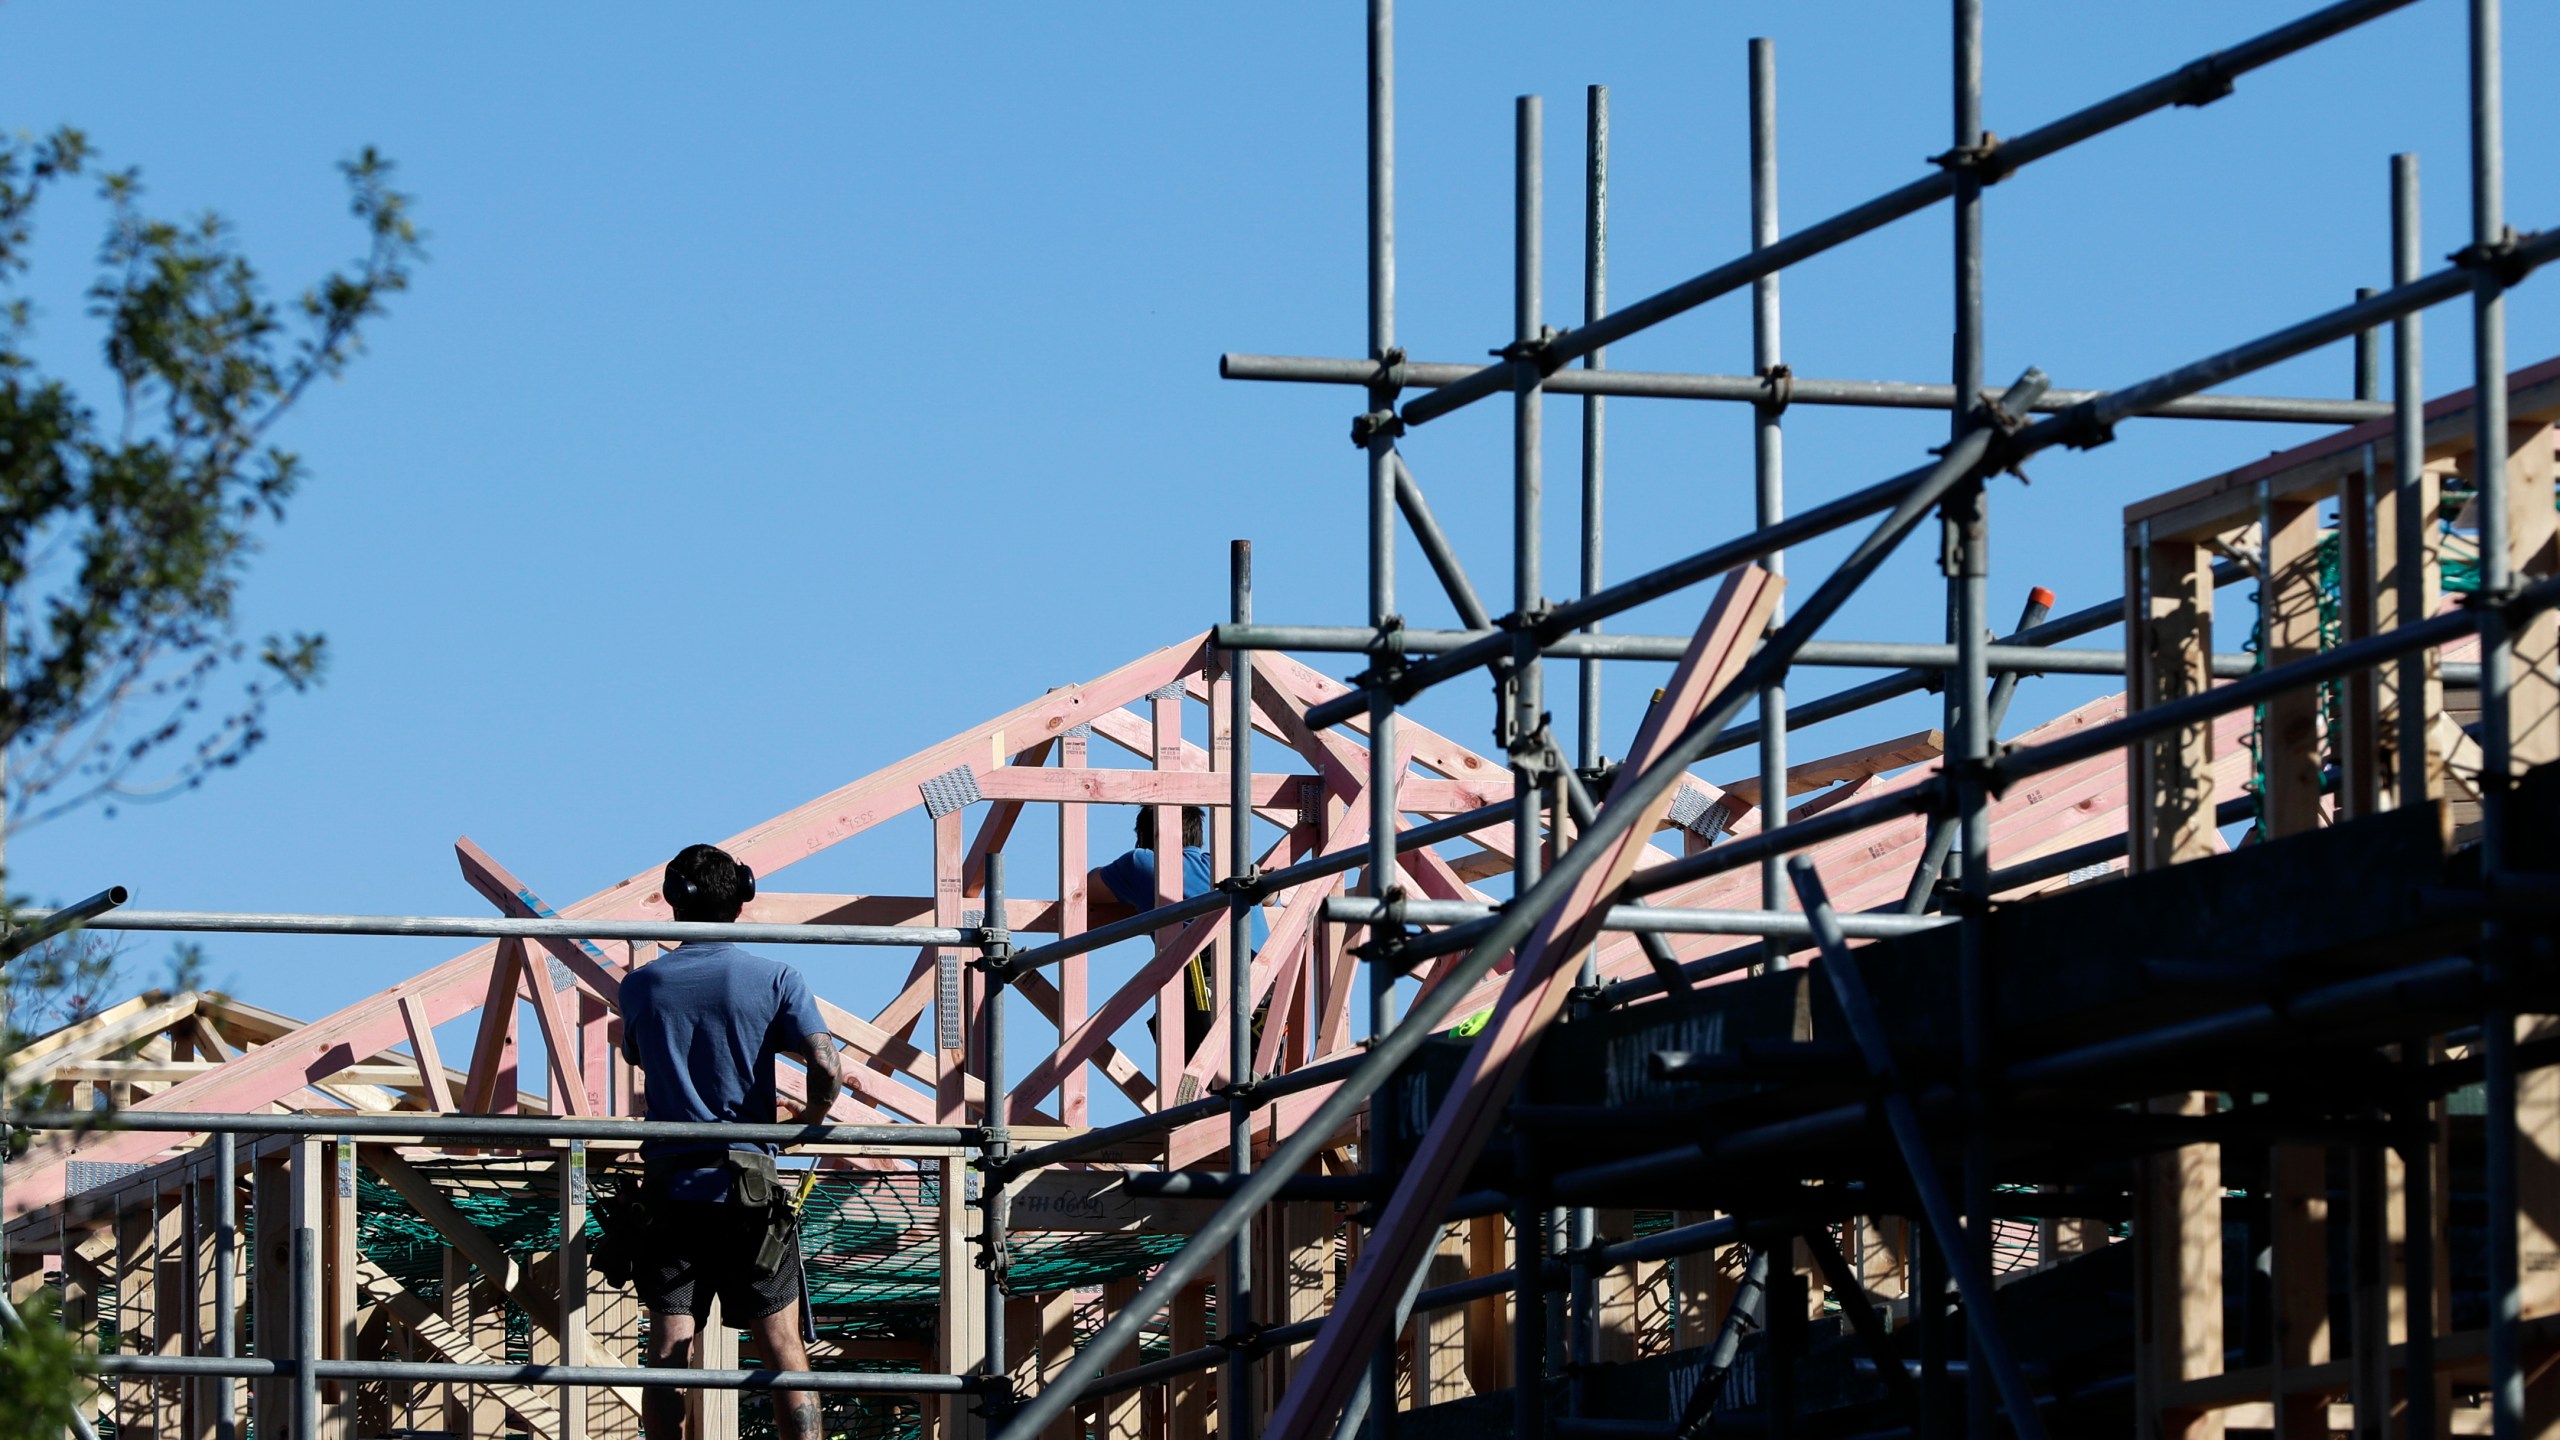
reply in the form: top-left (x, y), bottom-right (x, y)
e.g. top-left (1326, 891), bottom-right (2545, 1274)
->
top-left (799, 1032), bottom-right (842, 1121)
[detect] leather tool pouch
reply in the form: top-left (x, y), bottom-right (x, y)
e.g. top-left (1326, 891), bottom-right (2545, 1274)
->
top-left (725, 1151), bottom-right (779, 1208)
top-left (724, 1152), bottom-right (793, 1278)
top-left (749, 1203), bottom-right (796, 1280)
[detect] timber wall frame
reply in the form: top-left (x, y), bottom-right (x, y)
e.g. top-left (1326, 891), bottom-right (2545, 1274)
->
top-left (6, 3), bottom-right (2560, 1440)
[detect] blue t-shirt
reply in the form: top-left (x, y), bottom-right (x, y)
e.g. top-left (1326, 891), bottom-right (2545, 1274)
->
top-left (1097, 845), bottom-right (1269, 951)
top-left (619, 941), bottom-right (827, 1198)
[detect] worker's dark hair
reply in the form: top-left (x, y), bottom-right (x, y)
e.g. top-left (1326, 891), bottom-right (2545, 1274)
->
top-left (664, 843), bottom-right (756, 923)
top-left (1132, 806), bottom-right (1207, 850)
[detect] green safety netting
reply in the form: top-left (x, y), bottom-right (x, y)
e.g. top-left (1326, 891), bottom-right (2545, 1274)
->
top-left (321, 1161), bottom-right (1199, 1440)
top-left (354, 1163), bottom-right (1189, 1310)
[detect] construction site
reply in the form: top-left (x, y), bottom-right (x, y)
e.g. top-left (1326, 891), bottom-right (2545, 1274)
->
top-left (5, 1), bottom-right (2559, 1437)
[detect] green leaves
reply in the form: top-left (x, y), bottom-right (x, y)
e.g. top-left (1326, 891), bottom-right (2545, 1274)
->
top-left (0, 127), bottom-right (423, 830)
top-left (0, 1288), bottom-right (96, 1440)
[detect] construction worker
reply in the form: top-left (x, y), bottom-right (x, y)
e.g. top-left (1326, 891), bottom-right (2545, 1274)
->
top-left (1089, 806), bottom-right (1268, 1059)
top-left (618, 843), bottom-right (842, 1440)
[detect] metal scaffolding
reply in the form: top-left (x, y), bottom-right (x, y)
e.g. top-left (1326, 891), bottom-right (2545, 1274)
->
top-left (6, 3), bottom-right (2558, 1439)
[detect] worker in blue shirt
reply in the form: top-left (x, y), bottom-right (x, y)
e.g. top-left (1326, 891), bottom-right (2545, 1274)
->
top-left (616, 844), bottom-right (841, 1440)
top-left (1089, 806), bottom-right (1267, 1059)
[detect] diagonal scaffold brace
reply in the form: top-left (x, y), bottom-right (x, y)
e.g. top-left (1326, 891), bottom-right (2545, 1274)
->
top-left (1786, 853), bottom-right (2048, 1439)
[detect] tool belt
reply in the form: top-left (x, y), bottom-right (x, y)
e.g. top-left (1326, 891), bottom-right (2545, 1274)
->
top-left (594, 1151), bottom-right (799, 1287)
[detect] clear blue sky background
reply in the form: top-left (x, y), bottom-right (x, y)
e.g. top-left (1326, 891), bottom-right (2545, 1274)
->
top-left (0, 2), bottom-right (2552, 1106)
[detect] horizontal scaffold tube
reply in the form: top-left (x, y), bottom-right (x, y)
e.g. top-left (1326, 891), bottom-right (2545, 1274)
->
top-left (997, 1047), bottom-right (1372, 1174)
top-left (9, 908), bottom-right (978, 949)
top-left (1391, 0), bottom-right (2422, 430)
top-left (1322, 896), bottom-right (1944, 941)
top-left (1222, 353), bottom-right (2389, 425)
top-left (998, 804), bottom-right (1512, 977)
top-left (1306, 221), bottom-right (2557, 734)
top-left (1220, 623), bottom-right (2335, 681)
top-left (1975, 794), bottom-right (2257, 895)
top-left (1991, 574), bottom-right (2560, 790)
top-left (1605, 602), bottom-right (2509, 979)
top-left (1070, 1216), bottom-right (1748, 1400)
top-left (89, 1355), bottom-right (975, 1393)
top-left (1003, 219), bottom-right (2560, 1438)
top-left (3, 1110), bottom-right (974, 1148)
top-left (1547, 955), bottom-right (2488, 1202)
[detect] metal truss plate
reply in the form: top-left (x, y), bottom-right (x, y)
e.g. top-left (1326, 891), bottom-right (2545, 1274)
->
top-left (67, 1161), bottom-right (147, 1195)
top-left (936, 953), bottom-right (965, 1050)
top-left (920, 765), bottom-right (984, 820)
top-left (1664, 785), bottom-right (1715, 834)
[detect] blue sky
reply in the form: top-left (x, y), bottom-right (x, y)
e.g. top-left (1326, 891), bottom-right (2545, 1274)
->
top-left (0, 2), bottom-right (2552, 1103)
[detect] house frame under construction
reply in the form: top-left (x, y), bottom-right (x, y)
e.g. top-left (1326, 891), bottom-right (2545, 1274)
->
top-left (5, 1), bottom-right (2560, 1437)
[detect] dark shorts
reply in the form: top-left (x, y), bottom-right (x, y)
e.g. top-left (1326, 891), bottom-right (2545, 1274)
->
top-left (637, 1198), bottom-right (803, 1322)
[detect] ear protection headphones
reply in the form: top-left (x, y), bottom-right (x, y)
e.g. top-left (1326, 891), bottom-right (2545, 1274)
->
top-left (665, 851), bottom-right (756, 911)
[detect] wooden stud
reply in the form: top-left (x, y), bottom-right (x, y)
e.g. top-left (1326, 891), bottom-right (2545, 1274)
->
top-left (1593, 1209), bottom-right (1639, 1366)
top-left (114, 1185), bottom-right (158, 1440)
top-left (2133, 538), bottom-right (2220, 871)
top-left (1465, 1214), bottom-right (1510, 1395)
top-left (2374, 459), bottom-right (2450, 805)
top-left (2490, 422), bottom-right (2560, 772)
top-left (1672, 1212), bottom-right (1729, 1352)
top-left (251, 1153), bottom-right (293, 1440)
top-left (1153, 689), bottom-right (1190, 1105)
top-left (557, 1143), bottom-right (590, 1440)
top-left (579, 993), bottom-right (613, 1117)
top-left (2261, 495), bottom-right (2327, 838)
top-left (2267, 1144), bottom-right (2330, 1439)
top-left (322, 1141), bottom-right (358, 1440)
top-left (934, 808), bottom-right (970, 1126)
top-left (188, 1167), bottom-right (219, 1440)
top-left (1169, 1282), bottom-right (1212, 1439)
top-left (2133, 1093), bottom-right (2225, 1439)
top-left (937, 1153), bottom-right (986, 1440)
top-left (1059, 726), bottom-right (1091, 1129)
top-left (1099, 1278), bottom-right (1145, 1440)
top-left (1033, 1287), bottom-right (1081, 1440)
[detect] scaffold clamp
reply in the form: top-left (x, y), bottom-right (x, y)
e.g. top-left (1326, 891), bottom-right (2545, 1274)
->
top-left (1350, 408), bottom-right (1405, 448)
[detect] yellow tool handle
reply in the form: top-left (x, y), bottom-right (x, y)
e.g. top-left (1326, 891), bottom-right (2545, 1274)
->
top-left (790, 1166), bottom-right (821, 1213)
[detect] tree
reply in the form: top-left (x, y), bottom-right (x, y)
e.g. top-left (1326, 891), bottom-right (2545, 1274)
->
top-left (0, 126), bottom-right (424, 834)
top-left (0, 127), bottom-right (422, 1426)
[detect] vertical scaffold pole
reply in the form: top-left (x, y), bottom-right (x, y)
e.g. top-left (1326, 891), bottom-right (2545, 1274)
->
top-left (215, 1129), bottom-right (239, 1440)
top-left (1512, 91), bottom-right (1546, 898)
top-left (1577, 86), bottom-right (1608, 778)
top-left (2343, 289), bottom-right (2383, 820)
top-left (2468, 1), bottom-right (2518, 1435)
top-left (1947, 2), bottom-right (1994, 1434)
top-left (1362, 0), bottom-right (1398, 1054)
top-left (1749, 37), bottom-right (1790, 971)
top-left (1361, 5), bottom-right (1398, 1435)
top-left (1226, 540), bottom-right (1258, 1440)
top-left (981, 854), bottom-right (1011, 1423)
top-left (2401, 1035), bottom-right (2439, 1440)
top-left (293, 1225), bottom-right (320, 1440)
top-left (1560, 82), bottom-right (1607, 1435)
top-left (2392, 156), bottom-right (2428, 814)
top-left (1504, 88), bottom-right (1547, 1440)
top-left (2393, 151), bottom-right (2440, 1440)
